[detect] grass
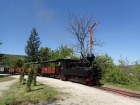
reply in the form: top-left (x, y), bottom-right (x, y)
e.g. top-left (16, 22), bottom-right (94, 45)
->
top-left (0, 75), bottom-right (15, 82)
top-left (0, 82), bottom-right (60, 105)
top-left (101, 80), bottom-right (140, 92)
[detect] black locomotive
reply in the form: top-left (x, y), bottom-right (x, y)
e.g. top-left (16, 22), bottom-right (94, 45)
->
top-left (57, 54), bottom-right (101, 86)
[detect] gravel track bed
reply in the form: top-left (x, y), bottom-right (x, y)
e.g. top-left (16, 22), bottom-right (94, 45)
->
top-left (3, 75), bottom-right (140, 105)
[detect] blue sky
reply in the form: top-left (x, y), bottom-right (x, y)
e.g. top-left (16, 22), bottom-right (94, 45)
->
top-left (0, 0), bottom-right (140, 64)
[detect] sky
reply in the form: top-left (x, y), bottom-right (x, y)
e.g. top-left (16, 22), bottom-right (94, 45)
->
top-left (0, 0), bottom-right (140, 64)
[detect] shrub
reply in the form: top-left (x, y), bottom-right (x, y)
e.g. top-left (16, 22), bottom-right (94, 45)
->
top-left (33, 64), bottom-right (38, 86)
top-left (133, 64), bottom-right (140, 82)
top-left (26, 64), bottom-right (33, 92)
top-left (94, 54), bottom-right (133, 85)
top-left (19, 65), bottom-right (25, 84)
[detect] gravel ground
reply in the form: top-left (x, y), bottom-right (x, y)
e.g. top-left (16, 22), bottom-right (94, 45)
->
top-left (1, 75), bottom-right (140, 105)
top-left (36, 76), bottom-right (140, 105)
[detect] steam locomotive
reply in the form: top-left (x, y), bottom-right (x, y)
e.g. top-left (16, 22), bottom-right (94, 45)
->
top-left (56, 57), bottom-right (101, 86)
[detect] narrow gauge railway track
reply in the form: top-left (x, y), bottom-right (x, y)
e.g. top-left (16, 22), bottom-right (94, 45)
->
top-left (94, 86), bottom-right (140, 99)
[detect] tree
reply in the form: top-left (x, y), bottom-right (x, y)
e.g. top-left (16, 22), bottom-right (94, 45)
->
top-left (39, 47), bottom-right (51, 61)
top-left (25, 27), bottom-right (41, 62)
top-left (0, 54), bottom-right (4, 62)
top-left (13, 59), bottom-right (24, 68)
top-left (2, 55), bottom-right (20, 67)
top-left (66, 13), bottom-right (103, 60)
top-left (50, 49), bottom-right (59, 60)
top-left (50, 44), bottom-right (77, 60)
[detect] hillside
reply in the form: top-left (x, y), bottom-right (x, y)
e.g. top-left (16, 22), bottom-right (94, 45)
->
top-left (0, 54), bottom-right (25, 67)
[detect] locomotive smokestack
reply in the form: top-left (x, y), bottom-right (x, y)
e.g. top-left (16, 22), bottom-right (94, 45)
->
top-left (86, 53), bottom-right (95, 66)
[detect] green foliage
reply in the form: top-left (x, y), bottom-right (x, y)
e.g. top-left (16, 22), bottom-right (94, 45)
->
top-left (106, 67), bottom-right (132, 85)
top-left (13, 59), bottom-right (24, 68)
top-left (0, 82), bottom-right (59, 105)
top-left (26, 64), bottom-right (38, 91)
top-left (0, 76), bottom-right (15, 82)
top-left (118, 57), bottom-right (134, 76)
top-left (94, 54), bottom-right (140, 89)
top-left (94, 54), bottom-right (133, 85)
top-left (94, 54), bottom-right (114, 77)
top-left (19, 65), bottom-right (25, 84)
top-left (33, 64), bottom-right (38, 86)
top-left (50, 44), bottom-right (78, 60)
top-left (25, 27), bottom-right (41, 62)
top-left (50, 50), bottom-right (59, 60)
top-left (39, 47), bottom-right (51, 61)
top-left (26, 64), bottom-right (34, 92)
top-left (118, 58), bottom-right (140, 85)
top-left (2, 55), bottom-right (16, 67)
top-left (0, 54), bottom-right (4, 62)
top-left (133, 63), bottom-right (140, 82)
top-left (1, 54), bottom-right (25, 68)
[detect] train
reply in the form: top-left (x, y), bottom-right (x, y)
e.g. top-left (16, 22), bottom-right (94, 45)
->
top-left (0, 55), bottom-right (102, 86)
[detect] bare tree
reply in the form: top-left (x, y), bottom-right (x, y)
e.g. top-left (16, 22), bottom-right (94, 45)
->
top-left (66, 13), bottom-right (103, 60)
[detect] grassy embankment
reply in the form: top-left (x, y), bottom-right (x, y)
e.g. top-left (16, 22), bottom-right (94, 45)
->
top-left (101, 80), bottom-right (140, 92)
top-left (0, 75), bottom-right (15, 82)
top-left (94, 55), bottom-right (140, 92)
top-left (0, 82), bottom-right (60, 105)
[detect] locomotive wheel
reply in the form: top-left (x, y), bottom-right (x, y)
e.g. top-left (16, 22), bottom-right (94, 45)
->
top-left (60, 75), bottom-right (67, 81)
top-left (80, 77), bottom-right (87, 85)
top-left (88, 81), bottom-right (93, 86)
top-left (96, 81), bottom-right (101, 86)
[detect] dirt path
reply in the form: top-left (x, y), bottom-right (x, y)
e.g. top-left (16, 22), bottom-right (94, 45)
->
top-left (4, 75), bottom-right (140, 105)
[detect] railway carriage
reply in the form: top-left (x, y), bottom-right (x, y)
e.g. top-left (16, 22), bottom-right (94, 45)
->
top-left (9, 68), bottom-right (15, 74)
top-left (15, 68), bottom-right (22, 74)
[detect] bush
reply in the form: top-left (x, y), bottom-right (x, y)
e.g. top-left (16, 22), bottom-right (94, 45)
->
top-left (133, 64), bottom-right (140, 82)
top-left (94, 54), bottom-right (134, 85)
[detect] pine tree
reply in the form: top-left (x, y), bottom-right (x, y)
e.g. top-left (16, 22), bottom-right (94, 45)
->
top-left (25, 27), bottom-right (41, 62)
